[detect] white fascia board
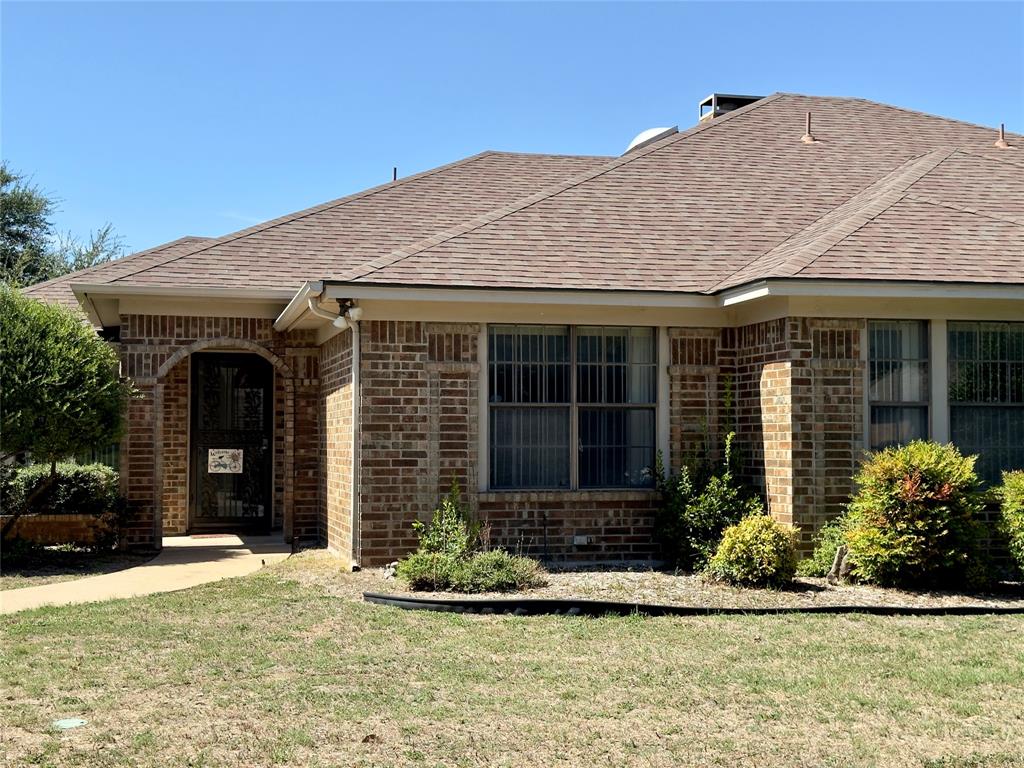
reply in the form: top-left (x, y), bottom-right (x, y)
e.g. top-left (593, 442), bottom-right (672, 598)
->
top-left (273, 280), bottom-right (324, 331)
top-left (718, 279), bottom-right (1024, 305)
top-left (322, 283), bottom-right (719, 308)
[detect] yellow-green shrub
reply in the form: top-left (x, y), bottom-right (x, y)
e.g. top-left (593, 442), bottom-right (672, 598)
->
top-left (706, 514), bottom-right (798, 588)
top-left (843, 441), bottom-right (986, 588)
top-left (1000, 470), bottom-right (1024, 575)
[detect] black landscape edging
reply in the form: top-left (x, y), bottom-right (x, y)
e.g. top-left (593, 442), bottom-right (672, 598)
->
top-left (362, 592), bottom-right (1024, 617)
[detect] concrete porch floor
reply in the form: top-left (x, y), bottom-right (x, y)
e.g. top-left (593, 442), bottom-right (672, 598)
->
top-left (1, 534), bottom-right (290, 615)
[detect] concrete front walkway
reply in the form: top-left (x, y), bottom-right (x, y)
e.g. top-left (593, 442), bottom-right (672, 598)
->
top-left (1, 535), bottom-right (290, 615)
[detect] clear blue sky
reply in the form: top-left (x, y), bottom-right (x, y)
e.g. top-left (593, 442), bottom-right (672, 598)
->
top-left (3, 1), bottom-right (1022, 254)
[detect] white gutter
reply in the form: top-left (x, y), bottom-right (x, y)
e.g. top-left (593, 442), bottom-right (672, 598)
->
top-left (322, 283), bottom-right (720, 308)
top-left (274, 280), bottom-right (323, 331)
top-left (719, 279), bottom-right (1024, 306)
top-left (72, 282), bottom-right (297, 301)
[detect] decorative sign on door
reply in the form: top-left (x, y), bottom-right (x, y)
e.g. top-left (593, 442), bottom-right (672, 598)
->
top-left (208, 448), bottom-right (243, 474)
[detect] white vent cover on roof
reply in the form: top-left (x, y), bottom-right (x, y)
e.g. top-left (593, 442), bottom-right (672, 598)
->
top-left (624, 126), bottom-right (678, 154)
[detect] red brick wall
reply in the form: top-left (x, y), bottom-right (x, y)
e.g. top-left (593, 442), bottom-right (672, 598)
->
top-left (320, 331), bottom-right (354, 561)
top-left (356, 321), bottom-right (659, 566)
top-left (725, 317), bottom-right (865, 548)
top-left (117, 314), bottom-right (320, 547)
top-left (0, 514), bottom-right (114, 547)
top-left (160, 359), bottom-right (189, 535)
top-left (477, 491), bottom-right (661, 561)
top-left (356, 321), bottom-right (481, 565)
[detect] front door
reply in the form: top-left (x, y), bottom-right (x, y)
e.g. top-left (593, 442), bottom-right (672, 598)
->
top-left (189, 352), bottom-right (273, 533)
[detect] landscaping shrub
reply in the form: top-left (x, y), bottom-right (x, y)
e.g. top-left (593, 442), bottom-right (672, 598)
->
top-left (1000, 470), bottom-right (1024, 575)
top-left (411, 481), bottom-right (480, 559)
top-left (451, 550), bottom-right (547, 593)
top-left (3, 462), bottom-right (121, 518)
top-left (1, 462), bottom-right (123, 549)
top-left (395, 551), bottom-right (461, 591)
top-left (706, 514), bottom-right (798, 588)
top-left (842, 441), bottom-right (986, 589)
top-left (655, 432), bottom-right (763, 570)
top-left (797, 519), bottom-right (847, 577)
top-left (395, 481), bottom-right (546, 593)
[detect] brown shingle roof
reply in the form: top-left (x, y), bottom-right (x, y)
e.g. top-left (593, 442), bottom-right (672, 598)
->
top-left (92, 151), bottom-right (607, 290)
top-left (23, 236), bottom-right (210, 311)
top-left (346, 94), bottom-right (1022, 293)
top-left (36, 93), bottom-right (1023, 307)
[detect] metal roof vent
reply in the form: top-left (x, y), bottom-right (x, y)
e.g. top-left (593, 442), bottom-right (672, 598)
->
top-left (624, 126), bottom-right (678, 154)
top-left (698, 93), bottom-right (764, 122)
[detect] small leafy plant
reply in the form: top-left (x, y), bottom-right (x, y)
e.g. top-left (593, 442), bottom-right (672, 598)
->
top-left (395, 481), bottom-right (546, 592)
top-left (451, 549), bottom-right (547, 593)
top-left (797, 519), bottom-right (847, 577)
top-left (655, 432), bottom-right (763, 570)
top-left (706, 514), bottom-right (798, 588)
top-left (999, 470), bottom-right (1024, 575)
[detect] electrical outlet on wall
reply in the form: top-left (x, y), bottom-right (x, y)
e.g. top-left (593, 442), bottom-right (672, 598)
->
top-left (573, 535), bottom-right (591, 546)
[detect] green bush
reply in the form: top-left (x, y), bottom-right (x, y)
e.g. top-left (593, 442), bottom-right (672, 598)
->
top-left (843, 441), bottom-right (986, 589)
top-left (999, 470), bottom-right (1024, 575)
top-left (1, 462), bottom-right (123, 548)
top-left (3, 462), bottom-right (121, 518)
top-left (451, 550), bottom-right (547, 593)
top-left (797, 519), bottom-right (847, 577)
top-left (706, 514), bottom-right (798, 588)
top-left (395, 551), bottom-right (461, 591)
top-left (655, 432), bottom-right (763, 570)
top-left (411, 481), bottom-right (480, 559)
top-left (396, 481), bottom-right (546, 592)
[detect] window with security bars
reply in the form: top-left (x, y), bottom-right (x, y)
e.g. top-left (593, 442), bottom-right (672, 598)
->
top-left (948, 321), bottom-right (1024, 484)
top-left (488, 324), bottom-right (657, 489)
top-left (868, 320), bottom-right (930, 450)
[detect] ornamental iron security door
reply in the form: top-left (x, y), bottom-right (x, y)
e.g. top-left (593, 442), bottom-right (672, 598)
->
top-left (189, 352), bottom-right (273, 533)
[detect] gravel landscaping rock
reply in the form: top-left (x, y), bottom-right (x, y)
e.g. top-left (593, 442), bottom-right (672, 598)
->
top-left (273, 551), bottom-right (1024, 610)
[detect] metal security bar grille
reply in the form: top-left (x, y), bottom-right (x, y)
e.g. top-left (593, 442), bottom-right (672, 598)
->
top-left (868, 320), bottom-right (930, 450)
top-left (576, 327), bottom-right (656, 488)
top-left (488, 325), bottom-right (571, 489)
top-left (487, 325), bottom-right (657, 489)
top-left (948, 321), bottom-right (1024, 484)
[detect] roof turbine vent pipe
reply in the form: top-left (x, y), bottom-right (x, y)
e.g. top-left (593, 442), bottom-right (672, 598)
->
top-left (994, 123), bottom-right (1012, 149)
top-left (801, 111), bottom-right (818, 144)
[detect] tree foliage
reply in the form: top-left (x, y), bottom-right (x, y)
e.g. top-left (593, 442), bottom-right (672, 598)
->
top-left (0, 163), bottom-right (124, 287)
top-left (0, 285), bottom-right (136, 464)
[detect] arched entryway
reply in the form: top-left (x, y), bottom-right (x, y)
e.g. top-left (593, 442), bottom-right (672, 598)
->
top-left (152, 339), bottom-right (297, 543)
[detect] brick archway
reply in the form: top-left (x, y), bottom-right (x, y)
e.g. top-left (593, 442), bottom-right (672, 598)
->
top-left (152, 339), bottom-right (297, 543)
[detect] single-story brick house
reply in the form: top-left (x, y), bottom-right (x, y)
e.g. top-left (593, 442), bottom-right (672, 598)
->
top-left (27, 92), bottom-right (1023, 567)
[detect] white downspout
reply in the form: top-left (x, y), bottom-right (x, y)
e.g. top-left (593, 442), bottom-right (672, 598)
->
top-left (348, 310), bottom-right (362, 570)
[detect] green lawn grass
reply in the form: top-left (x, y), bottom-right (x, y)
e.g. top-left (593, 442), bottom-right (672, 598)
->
top-left (2, 566), bottom-right (1022, 767)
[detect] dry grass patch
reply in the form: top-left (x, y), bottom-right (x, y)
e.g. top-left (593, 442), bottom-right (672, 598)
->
top-left (1, 558), bottom-right (1022, 767)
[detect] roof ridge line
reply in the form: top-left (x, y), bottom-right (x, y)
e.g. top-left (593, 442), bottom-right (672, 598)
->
top-left (785, 150), bottom-right (955, 279)
top-left (843, 96), bottom-right (1024, 138)
top-left (708, 149), bottom-right (951, 292)
top-left (103, 151), bottom-right (506, 285)
top-left (904, 192), bottom-right (1024, 227)
top-left (338, 93), bottom-right (789, 285)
